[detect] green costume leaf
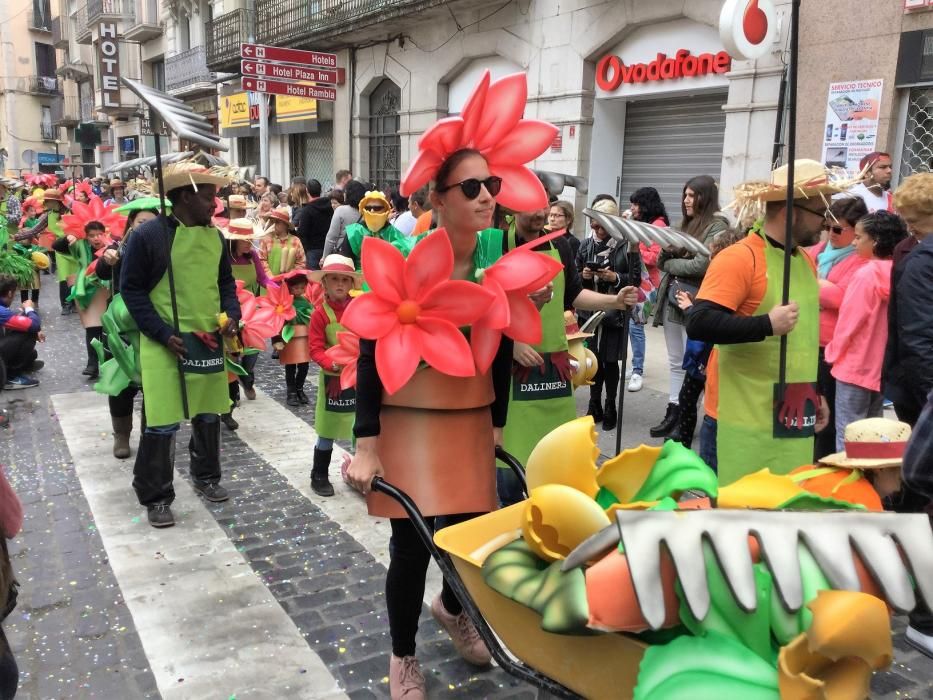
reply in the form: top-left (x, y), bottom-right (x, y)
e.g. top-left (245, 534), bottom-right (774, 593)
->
top-left (281, 323), bottom-right (295, 344)
top-left (94, 358), bottom-right (131, 395)
top-left (776, 492), bottom-right (865, 511)
top-left (633, 631), bottom-right (780, 700)
top-left (631, 440), bottom-right (719, 503)
top-left (225, 357), bottom-right (247, 376)
top-left (292, 296), bottom-right (313, 325)
top-left (768, 544), bottom-right (831, 645)
top-left (595, 486), bottom-right (619, 510)
top-left (0, 251), bottom-right (36, 287)
top-left (677, 542), bottom-right (775, 664)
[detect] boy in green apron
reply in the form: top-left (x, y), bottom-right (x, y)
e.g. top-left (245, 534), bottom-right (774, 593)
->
top-left (120, 164), bottom-right (239, 528)
top-left (339, 190), bottom-right (414, 271)
top-left (307, 254), bottom-right (362, 496)
top-left (498, 208), bottom-right (643, 506)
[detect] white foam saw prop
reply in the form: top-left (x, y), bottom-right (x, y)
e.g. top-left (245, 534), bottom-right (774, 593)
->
top-left (561, 509), bottom-right (933, 630)
top-left (583, 208), bottom-right (710, 257)
top-left (121, 78), bottom-right (227, 152)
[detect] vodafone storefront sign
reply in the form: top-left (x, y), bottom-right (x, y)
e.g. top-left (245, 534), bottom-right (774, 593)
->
top-left (596, 50), bottom-right (733, 91)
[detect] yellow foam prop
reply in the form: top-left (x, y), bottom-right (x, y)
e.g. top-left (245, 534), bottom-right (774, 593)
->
top-left (522, 484), bottom-right (611, 562)
top-left (718, 468), bottom-right (805, 509)
top-left (525, 416), bottom-right (600, 497)
top-left (596, 444), bottom-right (663, 505)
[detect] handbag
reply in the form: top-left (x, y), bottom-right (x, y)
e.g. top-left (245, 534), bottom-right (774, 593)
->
top-left (667, 277), bottom-right (700, 306)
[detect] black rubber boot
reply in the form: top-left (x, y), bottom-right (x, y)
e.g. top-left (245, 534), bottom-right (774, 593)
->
top-left (587, 398), bottom-right (604, 424)
top-left (602, 399), bottom-right (617, 431)
top-left (221, 412), bottom-right (239, 431)
top-left (311, 447), bottom-right (335, 497)
top-left (189, 416), bottom-right (228, 502)
top-left (132, 431), bottom-right (177, 528)
top-left (650, 403), bottom-right (680, 438)
top-left (112, 415), bottom-right (133, 459)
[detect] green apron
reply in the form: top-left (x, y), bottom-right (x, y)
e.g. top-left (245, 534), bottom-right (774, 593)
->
top-left (314, 301), bottom-right (356, 440)
top-left (500, 229), bottom-right (576, 466)
top-left (50, 212), bottom-right (80, 282)
top-left (232, 259), bottom-right (259, 295)
top-left (139, 225), bottom-right (230, 426)
top-left (716, 229), bottom-right (819, 485)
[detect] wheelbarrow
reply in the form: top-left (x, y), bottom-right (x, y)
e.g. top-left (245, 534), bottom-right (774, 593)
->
top-left (370, 446), bottom-right (645, 700)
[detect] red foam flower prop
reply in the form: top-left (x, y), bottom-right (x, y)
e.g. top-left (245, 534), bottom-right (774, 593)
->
top-left (325, 331), bottom-right (361, 390)
top-left (25, 173), bottom-right (57, 189)
top-left (470, 230), bottom-right (565, 373)
top-left (60, 196), bottom-right (126, 240)
top-left (238, 291), bottom-right (279, 351)
top-left (399, 71), bottom-right (557, 213)
top-left (340, 233), bottom-right (495, 395)
top-left (257, 281), bottom-right (296, 333)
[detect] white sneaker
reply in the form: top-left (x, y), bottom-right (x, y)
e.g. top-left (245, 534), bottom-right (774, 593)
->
top-left (627, 373), bottom-right (643, 392)
top-left (625, 368), bottom-right (633, 379)
top-left (907, 625), bottom-right (933, 659)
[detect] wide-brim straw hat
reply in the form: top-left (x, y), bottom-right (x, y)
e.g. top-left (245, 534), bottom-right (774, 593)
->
top-left (564, 310), bottom-right (592, 340)
top-left (222, 217), bottom-right (265, 240)
top-left (586, 199), bottom-right (620, 217)
top-left (227, 194), bottom-right (256, 210)
top-left (261, 207), bottom-right (296, 231)
top-left (819, 418), bottom-right (911, 469)
top-left (42, 188), bottom-right (64, 202)
top-left (308, 254), bottom-right (363, 288)
top-left (0, 177), bottom-right (22, 190)
top-left (155, 161), bottom-right (235, 195)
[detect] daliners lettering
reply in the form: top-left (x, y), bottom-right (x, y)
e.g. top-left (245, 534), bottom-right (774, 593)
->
top-left (596, 50), bottom-right (732, 91)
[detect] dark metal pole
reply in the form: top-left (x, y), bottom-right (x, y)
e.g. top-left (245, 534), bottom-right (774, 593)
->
top-left (152, 117), bottom-right (190, 419)
top-left (771, 64), bottom-right (788, 169)
top-left (778, 0), bottom-right (800, 392)
top-left (614, 243), bottom-right (641, 456)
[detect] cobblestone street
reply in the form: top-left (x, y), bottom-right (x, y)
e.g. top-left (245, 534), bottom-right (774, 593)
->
top-left (1, 275), bottom-right (932, 699)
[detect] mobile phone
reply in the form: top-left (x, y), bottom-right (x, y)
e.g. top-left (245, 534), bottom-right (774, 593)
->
top-left (840, 124), bottom-right (848, 140)
top-left (585, 259), bottom-right (609, 271)
top-left (825, 124), bottom-right (833, 140)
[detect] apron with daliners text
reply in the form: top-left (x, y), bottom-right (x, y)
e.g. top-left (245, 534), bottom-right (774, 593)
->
top-left (716, 229), bottom-right (819, 485)
top-left (314, 301), bottom-right (356, 440)
top-left (501, 230), bottom-right (576, 466)
top-left (139, 225), bottom-right (230, 426)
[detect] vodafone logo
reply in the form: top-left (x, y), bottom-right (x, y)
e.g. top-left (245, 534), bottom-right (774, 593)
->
top-left (719, 0), bottom-right (778, 60)
top-left (596, 50), bottom-right (732, 91)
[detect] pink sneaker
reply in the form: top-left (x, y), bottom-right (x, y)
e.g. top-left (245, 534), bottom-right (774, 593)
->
top-left (389, 654), bottom-right (425, 700)
top-left (430, 595), bottom-right (492, 666)
top-left (340, 453), bottom-right (353, 486)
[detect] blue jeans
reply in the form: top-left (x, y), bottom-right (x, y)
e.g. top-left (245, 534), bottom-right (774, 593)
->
top-left (316, 437), bottom-right (334, 451)
top-left (629, 319), bottom-right (645, 375)
top-left (699, 415), bottom-right (718, 473)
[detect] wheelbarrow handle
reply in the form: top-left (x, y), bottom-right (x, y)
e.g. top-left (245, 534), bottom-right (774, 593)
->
top-left (495, 445), bottom-right (528, 496)
top-left (369, 476), bottom-right (580, 699)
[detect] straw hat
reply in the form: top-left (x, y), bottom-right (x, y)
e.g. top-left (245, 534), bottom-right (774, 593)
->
top-left (227, 193), bottom-right (256, 210)
top-left (261, 207), bottom-right (296, 231)
top-left (819, 418), bottom-right (912, 469)
top-left (221, 217), bottom-right (265, 240)
top-left (587, 199), bottom-right (620, 217)
top-left (308, 254), bottom-right (363, 287)
top-left (564, 310), bottom-right (593, 341)
top-left (42, 188), bottom-right (63, 202)
top-left (155, 161), bottom-right (234, 195)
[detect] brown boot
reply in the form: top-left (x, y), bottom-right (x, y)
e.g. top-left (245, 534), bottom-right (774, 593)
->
top-left (112, 415), bottom-right (133, 459)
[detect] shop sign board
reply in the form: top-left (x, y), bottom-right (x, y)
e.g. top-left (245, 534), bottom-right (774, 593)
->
top-left (97, 22), bottom-right (121, 108)
top-left (37, 152), bottom-right (62, 165)
top-left (241, 77), bottom-right (336, 102)
top-left (820, 79), bottom-right (884, 173)
top-left (240, 43), bottom-right (337, 69)
top-left (719, 0), bottom-right (779, 60)
top-left (219, 93), bottom-right (252, 129)
top-left (596, 49), bottom-right (732, 91)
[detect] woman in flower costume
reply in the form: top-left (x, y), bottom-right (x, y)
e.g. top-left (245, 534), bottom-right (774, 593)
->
top-left (307, 254), bottom-right (362, 497)
top-left (258, 208), bottom-right (306, 285)
top-left (51, 196), bottom-right (127, 379)
top-left (342, 70), bottom-right (639, 699)
top-left (338, 190), bottom-right (413, 272)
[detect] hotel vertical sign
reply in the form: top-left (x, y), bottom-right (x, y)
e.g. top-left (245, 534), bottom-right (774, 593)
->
top-left (98, 22), bottom-right (121, 108)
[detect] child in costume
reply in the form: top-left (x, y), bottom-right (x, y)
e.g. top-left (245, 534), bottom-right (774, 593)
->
top-left (37, 188), bottom-right (76, 314)
top-left (15, 196), bottom-right (44, 305)
top-left (307, 254), bottom-right (361, 497)
top-left (342, 71), bottom-right (639, 699)
top-left (259, 208), bottom-right (305, 282)
top-left (271, 270), bottom-right (314, 406)
top-left (337, 190), bottom-right (413, 271)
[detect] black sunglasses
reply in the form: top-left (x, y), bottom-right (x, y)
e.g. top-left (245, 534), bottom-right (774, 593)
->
top-left (437, 176), bottom-right (502, 200)
top-left (363, 204), bottom-right (387, 212)
top-left (793, 203), bottom-right (827, 218)
top-left (822, 224), bottom-right (848, 234)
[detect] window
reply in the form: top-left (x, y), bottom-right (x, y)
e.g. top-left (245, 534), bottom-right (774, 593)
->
top-left (368, 79), bottom-right (401, 191)
top-left (150, 60), bottom-right (165, 92)
top-left (32, 0), bottom-right (51, 30)
top-left (40, 106), bottom-right (54, 140)
top-left (35, 42), bottom-right (56, 77)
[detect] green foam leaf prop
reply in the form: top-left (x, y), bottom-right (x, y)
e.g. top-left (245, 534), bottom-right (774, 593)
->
top-left (595, 486), bottom-right (619, 510)
top-left (281, 322), bottom-right (295, 345)
top-left (633, 631), bottom-right (780, 700)
top-left (768, 544), bottom-right (831, 645)
top-left (631, 440), bottom-right (719, 503)
top-left (677, 541), bottom-right (775, 664)
top-left (93, 357), bottom-right (131, 396)
top-left (776, 491), bottom-right (865, 511)
top-left (225, 357), bottom-right (247, 376)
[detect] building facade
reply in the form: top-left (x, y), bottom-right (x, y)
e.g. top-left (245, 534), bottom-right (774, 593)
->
top-left (0, 0), bottom-right (68, 176)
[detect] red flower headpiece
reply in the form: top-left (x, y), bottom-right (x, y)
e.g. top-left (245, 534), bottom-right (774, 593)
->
top-left (25, 173), bottom-right (58, 189)
top-left (399, 71), bottom-right (558, 213)
top-left (60, 195), bottom-right (127, 240)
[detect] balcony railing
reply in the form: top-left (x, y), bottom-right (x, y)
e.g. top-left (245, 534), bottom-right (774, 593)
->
top-left (205, 8), bottom-right (253, 73)
top-left (165, 45), bottom-right (215, 93)
top-left (75, 5), bottom-right (92, 44)
top-left (51, 95), bottom-right (82, 126)
top-left (125, 0), bottom-right (162, 41)
top-left (40, 122), bottom-right (57, 141)
top-left (29, 75), bottom-right (62, 96)
top-left (257, 0), bottom-right (436, 45)
top-left (88, 0), bottom-right (135, 23)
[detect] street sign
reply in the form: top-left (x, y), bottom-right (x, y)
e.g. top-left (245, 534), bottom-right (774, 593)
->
top-left (241, 77), bottom-right (336, 102)
top-left (240, 60), bottom-right (344, 85)
top-left (240, 43), bottom-right (337, 69)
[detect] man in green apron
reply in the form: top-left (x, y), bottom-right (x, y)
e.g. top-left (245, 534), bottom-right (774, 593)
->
top-left (120, 166), bottom-right (239, 528)
top-left (685, 159), bottom-right (838, 485)
top-left (497, 208), bottom-right (642, 505)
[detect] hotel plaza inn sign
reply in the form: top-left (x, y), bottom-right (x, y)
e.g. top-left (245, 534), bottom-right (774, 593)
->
top-left (240, 43), bottom-right (342, 102)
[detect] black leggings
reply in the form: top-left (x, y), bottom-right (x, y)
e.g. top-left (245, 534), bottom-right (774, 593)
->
top-left (109, 385), bottom-right (139, 419)
top-left (590, 358), bottom-right (619, 406)
top-left (387, 513), bottom-right (478, 657)
top-left (676, 372), bottom-right (706, 449)
top-left (85, 326), bottom-right (103, 368)
top-left (19, 289), bottom-right (38, 304)
top-left (58, 280), bottom-right (70, 308)
top-left (285, 362), bottom-right (309, 390)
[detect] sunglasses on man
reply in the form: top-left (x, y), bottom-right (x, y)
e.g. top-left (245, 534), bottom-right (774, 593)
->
top-left (363, 204), bottom-right (387, 212)
top-left (436, 176), bottom-right (503, 200)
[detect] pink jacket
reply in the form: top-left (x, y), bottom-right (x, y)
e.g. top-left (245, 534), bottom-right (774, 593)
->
top-left (639, 217), bottom-right (665, 288)
top-left (0, 465), bottom-right (22, 539)
top-left (807, 242), bottom-right (868, 347)
top-left (825, 259), bottom-right (892, 391)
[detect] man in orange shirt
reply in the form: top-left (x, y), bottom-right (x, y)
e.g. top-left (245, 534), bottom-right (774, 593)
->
top-left (686, 160), bottom-right (833, 484)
